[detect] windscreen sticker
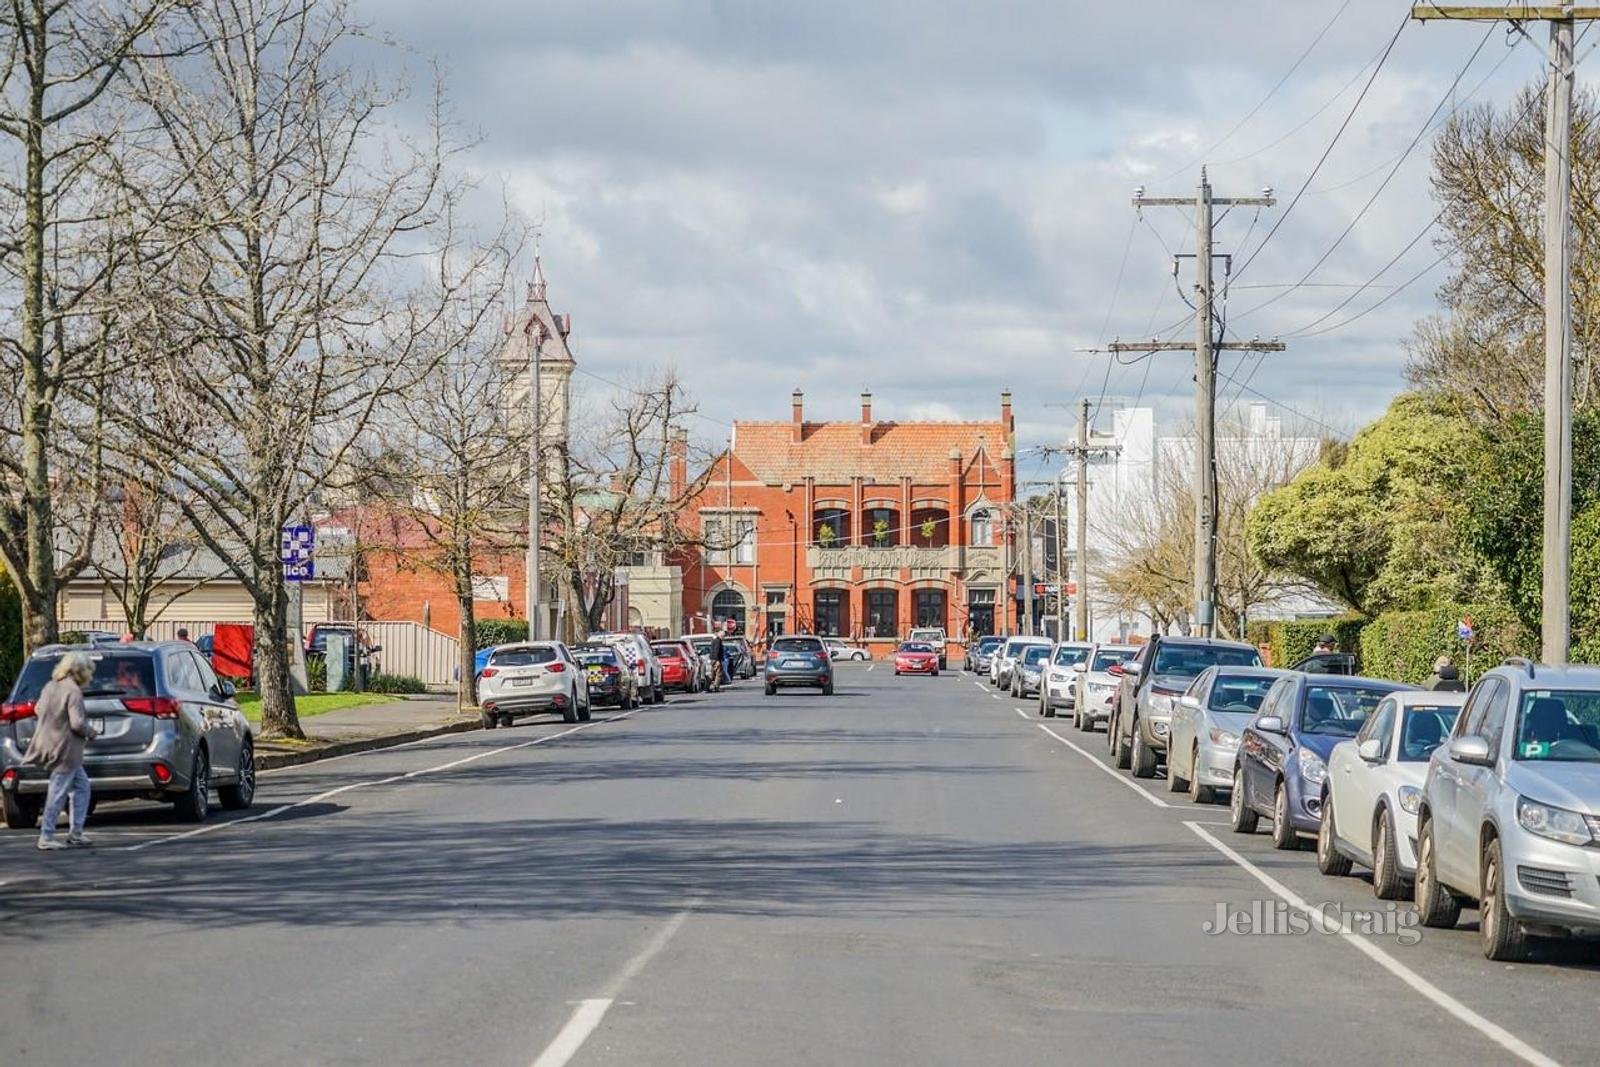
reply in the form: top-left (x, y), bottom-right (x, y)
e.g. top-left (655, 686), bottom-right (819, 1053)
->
top-left (1520, 741), bottom-right (1549, 759)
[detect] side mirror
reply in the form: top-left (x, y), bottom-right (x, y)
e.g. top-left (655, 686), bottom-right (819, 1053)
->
top-left (1072, 662), bottom-right (1088, 673)
top-left (220, 681), bottom-right (237, 701)
top-left (1357, 738), bottom-right (1383, 763)
top-left (1448, 735), bottom-right (1493, 766)
top-left (1255, 715), bottom-right (1286, 735)
top-left (1179, 694), bottom-right (1201, 710)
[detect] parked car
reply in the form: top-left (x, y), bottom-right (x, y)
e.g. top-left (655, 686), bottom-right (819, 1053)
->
top-left (993, 636), bottom-right (1049, 691)
top-left (1230, 673), bottom-right (1406, 850)
top-left (1291, 651), bottom-right (1358, 675)
top-left (1072, 643), bottom-right (1137, 732)
top-left (1110, 636), bottom-right (1262, 777)
top-left (823, 637), bottom-right (871, 662)
top-left (477, 642), bottom-right (591, 728)
top-left (572, 644), bottom-right (640, 709)
top-left (651, 640), bottom-right (701, 693)
top-left (1167, 666), bottom-right (1292, 803)
top-left (966, 635), bottom-right (1004, 673)
top-left (1318, 690), bottom-right (1467, 898)
top-left (681, 635), bottom-right (721, 687)
top-left (1011, 643), bottom-right (1054, 699)
top-left (1, 642), bottom-right (254, 828)
top-left (729, 636), bottom-right (757, 679)
top-left (590, 631), bottom-right (664, 705)
top-left (893, 641), bottom-right (940, 676)
top-left (1415, 660), bottom-right (1600, 960)
top-left (763, 634), bottom-right (834, 696)
top-left (1038, 641), bottom-right (1093, 717)
top-left (907, 627), bottom-right (948, 670)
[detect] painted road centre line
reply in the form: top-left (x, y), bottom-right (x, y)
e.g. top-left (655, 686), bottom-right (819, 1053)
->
top-left (1184, 821), bottom-right (1561, 1067)
top-left (1034, 723), bottom-right (1170, 808)
top-left (123, 710), bottom-right (637, 853)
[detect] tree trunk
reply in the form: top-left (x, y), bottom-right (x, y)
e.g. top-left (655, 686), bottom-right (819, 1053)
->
top-left (457, 595), bottom-right (477, 710)
top-left (252, 569), bottom-right (302, 739)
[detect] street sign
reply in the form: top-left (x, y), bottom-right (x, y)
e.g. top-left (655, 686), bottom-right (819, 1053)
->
top-left (281, 524), bottom-right (315, 582)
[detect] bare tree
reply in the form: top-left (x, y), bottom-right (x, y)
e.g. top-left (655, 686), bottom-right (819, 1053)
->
top-left (0, 0), bottom-right (180, 650)
top-left (111, 0), bottom-right (472, 738)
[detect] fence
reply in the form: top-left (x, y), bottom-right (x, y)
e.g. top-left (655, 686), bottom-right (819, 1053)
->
top-left (61, 618), bottom-right (463, 689)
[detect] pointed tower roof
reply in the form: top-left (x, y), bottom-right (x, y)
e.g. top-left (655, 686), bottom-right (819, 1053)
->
top-left (501, 251), bottom-right (575, 367)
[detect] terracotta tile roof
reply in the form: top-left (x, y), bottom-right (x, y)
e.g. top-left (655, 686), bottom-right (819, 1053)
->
top-left (732, 420), bottom-right (1009, 485)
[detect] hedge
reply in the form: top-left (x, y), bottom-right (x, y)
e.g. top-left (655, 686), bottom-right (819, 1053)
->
top-left (473, 618), bottom-right (528, 650)
top-left (1264, 615), bottom-right (1366, 669)
top-left (1358, 603), bottom-right (1531, 686)
top-left (365, 673), bottom-right (428, 694)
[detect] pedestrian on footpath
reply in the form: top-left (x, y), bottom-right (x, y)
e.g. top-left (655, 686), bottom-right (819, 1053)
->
top-left (709, 631), bottom-right (725, 691)
top-left (23, 652), bottom-right (98, 850)
top-left (1425, 655), bottom-right (1466, 692)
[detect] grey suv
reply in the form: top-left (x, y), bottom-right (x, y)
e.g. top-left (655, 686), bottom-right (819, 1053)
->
top-left (1110, 635), bottom-right (1262, 778)
top-left (1416, 658), bottom-right (1600, 960)
top-left (0, 642), bottom-right (255, 828)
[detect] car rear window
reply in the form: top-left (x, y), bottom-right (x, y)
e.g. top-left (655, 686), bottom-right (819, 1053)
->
top-left (573, 649), bottom-right (620, 667)
top-left (652, 643), bottom-right (686, 659)
top-left (490, 646), bottom-right (557, 667)
top-left (771, 637), bottom-right (823, 653)
top-left (10, 652), bottom-right (158, 702)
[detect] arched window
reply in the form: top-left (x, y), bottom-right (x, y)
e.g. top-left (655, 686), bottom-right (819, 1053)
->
top-left (712, 589), bottom-right (747, 633)
top-left (970, 508), bottom-right (993, 546)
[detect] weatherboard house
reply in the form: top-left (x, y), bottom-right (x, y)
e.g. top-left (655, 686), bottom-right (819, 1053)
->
top-left (672, 390), bottom-right (1018, 651)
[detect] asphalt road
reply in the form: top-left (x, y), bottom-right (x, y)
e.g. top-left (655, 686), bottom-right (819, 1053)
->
top-left (1, 664), bottom-right (1594, 1065)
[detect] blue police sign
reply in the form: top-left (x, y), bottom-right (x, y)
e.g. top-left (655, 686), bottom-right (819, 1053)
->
top-left (281, 525), bottom-right (315, 582)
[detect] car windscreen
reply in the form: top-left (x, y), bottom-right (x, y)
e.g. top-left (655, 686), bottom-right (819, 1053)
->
top-left (977, 637), bottom-right (1003, 651)
top-left (1398, 705), bottom-right (1462, 762)
top-left (573, 649), bottom-right (620, 667)
top-left (1091, 649), bottom-right (1133, 671)
top-left (1021, 646), bottom-right (1051, 666)
top-left (1152, 644), bottom-right (1262, 677)
top-left (899, 643), bottom-right (934, 653)
top-left (1208, 675), bottom-right (1276, 713)
top-left (489, 647), bottom-right (557, 667)
top-left (771, 638), bottom-right (823, 654)
top-left (11, 652), bottom-right (158, 702)
top-left (1514, 690), bottom-right (1600, 762)
top-left (1300, 684), bottom-right (1392, 737)
top-left (1053, 646), bottom-right (1090, 667)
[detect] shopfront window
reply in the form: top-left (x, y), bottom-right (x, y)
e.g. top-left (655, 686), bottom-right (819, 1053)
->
top-left (866, 589), bottom-right (898, 638)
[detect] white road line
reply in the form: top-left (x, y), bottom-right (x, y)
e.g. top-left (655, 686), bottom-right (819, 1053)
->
top-left (1035, 723), bottom-right (1170, 808)
top-left (990, 693), bottom-right (1003, 701)
top-left (1014, 707), bottom-right (1031, 720)
top-left (530, 903), bottom-right (698, 1067)
top-left (123, 711), bottom-right (636, 853)
top-left (1184, 822), bottom-right (1560, 1067)
top-left (866, 664), bottom-right (876, 673)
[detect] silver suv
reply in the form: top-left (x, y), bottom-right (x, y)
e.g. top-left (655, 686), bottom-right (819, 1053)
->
top-left (0, 642), bottom-right (254, 828)
top-left (1416, 659), bottom-right (1600, 960)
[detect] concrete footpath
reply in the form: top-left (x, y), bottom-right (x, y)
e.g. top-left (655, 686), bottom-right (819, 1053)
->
top-left (255, 694), bottom-right (482, 769)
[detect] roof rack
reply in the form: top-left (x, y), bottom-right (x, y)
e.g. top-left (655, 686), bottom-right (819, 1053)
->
top-left (1502, 656), bottom-right (1537, 678)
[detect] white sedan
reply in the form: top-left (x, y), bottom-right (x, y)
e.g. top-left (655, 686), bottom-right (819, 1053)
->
top-left (1318, 690), bottom-right (1468, 898)
top-left (1071, 644), bottom-right (1136, 732)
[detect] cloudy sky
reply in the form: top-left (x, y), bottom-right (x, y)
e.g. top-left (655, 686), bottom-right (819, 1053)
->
top-left (365, 0), bottom-right (1553, 461)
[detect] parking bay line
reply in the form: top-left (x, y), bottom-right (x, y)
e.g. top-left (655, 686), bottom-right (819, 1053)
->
top-left (1184, 821), bottom-right (1560, 1067)
top-left (122, 710), bottom-right (638, 853)
top-left (1034, 723), bottom-right (1171, 808)
top-left (530, 901), bottom-right (699, 1067)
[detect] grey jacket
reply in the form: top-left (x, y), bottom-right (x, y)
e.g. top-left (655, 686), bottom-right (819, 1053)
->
top-left (22, 678), bottom-right (92, 773)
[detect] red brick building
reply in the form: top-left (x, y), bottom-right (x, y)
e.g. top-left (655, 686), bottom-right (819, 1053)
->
top-left (674, 390), bottom-right (1017, 654)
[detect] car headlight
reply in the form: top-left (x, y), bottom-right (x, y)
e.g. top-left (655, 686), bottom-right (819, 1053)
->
top-left (1147, 693), bottom-right (1173, 715)
top-left (1207, 727), bottom-right (1239, 748)
top-left (1397, 785), bottom-right (1423, 815)
top-left (1296, 749), bottom-right (1326, 786)
top-left (1516, 796), bottom-right (1595, 847)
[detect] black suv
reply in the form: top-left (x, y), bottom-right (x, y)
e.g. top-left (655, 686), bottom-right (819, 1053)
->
top-left (1109, 635), bottom-right (1262, 778)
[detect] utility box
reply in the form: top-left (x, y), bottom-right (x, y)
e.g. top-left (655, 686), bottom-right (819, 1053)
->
top-left (325, 632), bottom-right (350, 692)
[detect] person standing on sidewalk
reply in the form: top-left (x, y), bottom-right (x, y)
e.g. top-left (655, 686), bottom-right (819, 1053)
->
top-left (709, 631), bottom-right (725, 691)
top-left (23, 652), bottom-right (98, 850)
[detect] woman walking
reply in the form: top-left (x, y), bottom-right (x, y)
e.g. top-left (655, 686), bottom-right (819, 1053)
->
top-left (23, 652), bottom-right (98, 850)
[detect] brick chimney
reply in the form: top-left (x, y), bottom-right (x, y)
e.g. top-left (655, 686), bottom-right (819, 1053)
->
top-left (668, 428), bottom-right (687, 499)
top-left (1000, 389), bottom-right (1013, 436)
top-left (859, 390), bottom-right (874, 446)
top-left (791, 389), bottom-right (805, 444)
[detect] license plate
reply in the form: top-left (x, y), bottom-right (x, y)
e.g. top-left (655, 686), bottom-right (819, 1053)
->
top-left (780, 658), bottom-right (807, 668)
top-left (511, 677), bottom-right (533, 687)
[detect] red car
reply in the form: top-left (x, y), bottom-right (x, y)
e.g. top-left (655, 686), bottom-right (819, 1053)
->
top-left (651, 641), bottom-right (701, 693)
top-left (893, 642), bottom-right (941, 677)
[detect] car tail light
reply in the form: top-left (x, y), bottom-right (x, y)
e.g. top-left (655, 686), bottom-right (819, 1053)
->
top-left (151, 763), bottom-right (173, 784)
top-left (547, 662), bottom-right (565, 673)
top-left (815, 652), bottom-right (829, 664)
top-left (0, 701), bottom-right (36, 722)
top-left (602, 665), bottom-right (620, 677)
top-left (123, 696), bottom-right (181, 718)
top-left (480, 667), bottom-right (498, 678)
top-left (1, 767), bottom-right (16, 788)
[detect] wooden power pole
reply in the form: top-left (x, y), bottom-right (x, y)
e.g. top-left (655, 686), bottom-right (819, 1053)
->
top-left (1112, 170), bottom-right (1282, 637)
top-left (1066, 399), bottom-right (1120, 641)
top-left (1413, 6), bottom-right (1595, 663)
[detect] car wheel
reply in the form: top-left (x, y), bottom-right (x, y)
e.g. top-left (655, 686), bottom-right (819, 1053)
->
top-left (1316, 792), bottom-right (1353, 876)
top-left (932, 669), bottom-right (939, 677)
top-left (1, 790), bottom-right (40, 829)
top-left (1480, 837), bottom-right (1529, 961)
top-left (1167, 749), bottom-right (1188, 793)
top-left (654, 685), bottom-right (665, 705)
top-left (894, 669), bottom-right (901, 676)
top-left (1372, 808), bottom-right (1405, 901)
top-left (1130, 720), bottom-right (1157, 778)
top-left (822, 681), bottom-right (834, 696)
top-left (1112, 714), bottom-right (1132, 769)
top-left (1271, 781), bottom-right (1299, 850)
top-left (1229, 767), bottom-right (1258, 833)
top-left (561, 702), bottom-right (579, 724)
top-left (578, 697), bottom-right (592, 723)
top-left (764, 683), bottom-right (776, 696)
top-left (1414, 816), bottom-right (1462, 928)
top-left (1189, 749), bottom-right (1215, 804)
top-left (481, 711), bottom-right (498, 729)
top-left (499, 713), bottom-right (514, 728)
top-left (218, 739), bottom-right (256, 810)
top-left (173, 747), bottom-right (211, 823)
